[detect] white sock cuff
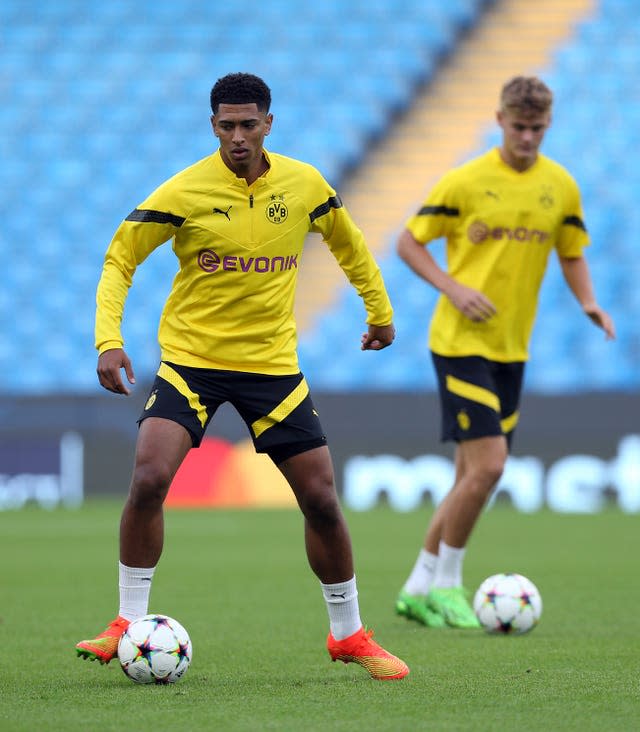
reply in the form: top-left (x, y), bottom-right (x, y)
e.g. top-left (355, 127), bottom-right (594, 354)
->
top-left (118, 562), bottom-right (156, 621)
top-left (118, 562), bottom-right (156, 584)
top-left (433, 541), bottom-right (466, 588)
top-left (320, 576), bottom-right (358, 604)
top-left (403, 548), bottom-right (439, 596)
top-left (438, 542), bottom-right (466, 560)
top-left (420, 548), bottom-right (439, 570)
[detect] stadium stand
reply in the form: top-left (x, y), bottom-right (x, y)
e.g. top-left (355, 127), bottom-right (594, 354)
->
top-left (1, 0), bottom-right (635, 394)
top-left (298, 0), bottom-right (639, 393)
top-left (0, 0), bottom-right (491, 394)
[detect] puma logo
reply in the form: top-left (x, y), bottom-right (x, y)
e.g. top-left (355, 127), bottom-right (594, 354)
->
top-left (212, 205), bottom-right (232, 220)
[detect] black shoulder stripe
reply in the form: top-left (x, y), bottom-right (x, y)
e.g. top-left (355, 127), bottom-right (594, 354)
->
top-left (418, 204), bottom-right (459, 217)
top-left (125, 208), bottom-right (185, 227)
top-left (309, 195), bottom-right (343, 223)
top-left (563, 215), bottom-right (587, 231)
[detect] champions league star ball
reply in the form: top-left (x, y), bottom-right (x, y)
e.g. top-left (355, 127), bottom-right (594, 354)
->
top-left (473, 573), bottom-right (542, 634)
top-left (117, 614), bottom-right (192, 684)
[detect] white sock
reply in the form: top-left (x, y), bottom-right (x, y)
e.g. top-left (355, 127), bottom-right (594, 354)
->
top-left (402, 548), bottom-right (438, 597)
top-left (432, 541), bottom-right (465, 588)
top-left (320, 576), bottom-right (362, 640)
top-left (118, 562), bottom-right (156, 621)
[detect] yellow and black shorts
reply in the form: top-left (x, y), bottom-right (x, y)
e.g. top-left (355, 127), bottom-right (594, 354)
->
top-left (431, 353), bottom-right (524, 448)
top-left (139, 361), bottom-right (327, 464)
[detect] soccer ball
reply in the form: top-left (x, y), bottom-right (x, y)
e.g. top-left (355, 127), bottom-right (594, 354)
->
top-left (117, 614), bottom-right (192, 684)
top-left (473, 573), bottom-right (542, 634)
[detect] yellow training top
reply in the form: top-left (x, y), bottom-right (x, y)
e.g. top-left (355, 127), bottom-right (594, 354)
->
top-left (96, 149), bottom-right (393, 374)
top-left (405, 148), bottom-right (589, 361)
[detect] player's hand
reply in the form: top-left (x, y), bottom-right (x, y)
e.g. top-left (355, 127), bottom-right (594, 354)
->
top-left (361, 323), bottom-right (395, 350)
top-left (97, 348), bottom-right (136, 395)
top-left (584, 304), bottom-right (616, 340)
top-left (447, 282), bottom-right (497, 322)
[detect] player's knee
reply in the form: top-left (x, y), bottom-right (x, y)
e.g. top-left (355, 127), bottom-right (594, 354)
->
top-left (468, 459), bottom-right (505, 498)
top-left (129, 461), bottom-right (173, 507)
top-left (298, 474), bottom-right (341, 526)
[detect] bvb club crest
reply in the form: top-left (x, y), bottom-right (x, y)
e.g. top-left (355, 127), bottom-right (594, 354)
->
top-left (539, 185), bottom-right (554, 209)
top-left (266, 200), bottom-right (288, 224)
top-left (144, 391), bottom-right (157, 411)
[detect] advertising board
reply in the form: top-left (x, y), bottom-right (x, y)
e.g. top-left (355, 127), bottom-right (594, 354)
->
top-left (0, 390), bottom-right (637, 513)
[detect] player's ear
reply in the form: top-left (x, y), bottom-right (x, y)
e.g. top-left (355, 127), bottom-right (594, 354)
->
top-left (210, 114), bottom-right (218, 137)
top-left (264, 113), bottom-right (273, 136)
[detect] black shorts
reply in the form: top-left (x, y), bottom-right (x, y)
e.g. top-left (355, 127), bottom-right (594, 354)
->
top-left (139, 362), bottom-right (327, 464)
top-left (431, 353), bottom-right (525, 448)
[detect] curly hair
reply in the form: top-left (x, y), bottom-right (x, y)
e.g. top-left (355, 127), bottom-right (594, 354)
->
top-left (210, 73), bottom-right (272, 114)
top-left (500, 76), bottom-right (553, 115)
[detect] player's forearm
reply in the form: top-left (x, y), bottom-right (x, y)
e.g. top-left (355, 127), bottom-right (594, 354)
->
top-left (94, 260), bottom-right (132, 352)
top-left (559, 255), bottom-right (598, 310)
top-left (94, 221), bottom-right (165, 352)
top-left (361, 268), bottom-right (394, 325)
top-left (325, 218), bottom-right (393, 325)
top-left (397, 228), bottom-right (454, 296)
top-left (340, 254), bottom-right (393, 325)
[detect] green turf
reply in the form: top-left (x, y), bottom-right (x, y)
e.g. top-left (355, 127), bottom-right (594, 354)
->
top-left (1, 501), bottom-right (638, 731)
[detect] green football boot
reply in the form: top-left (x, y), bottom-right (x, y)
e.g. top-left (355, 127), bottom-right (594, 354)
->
top-left (426, 587), bottom-right (481, 629)
top-left (396, 590), bottom-right (446, 628)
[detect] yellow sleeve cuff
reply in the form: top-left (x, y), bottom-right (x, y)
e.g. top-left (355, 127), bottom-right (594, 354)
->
top-left (97, 340), bottom-right (124, 355)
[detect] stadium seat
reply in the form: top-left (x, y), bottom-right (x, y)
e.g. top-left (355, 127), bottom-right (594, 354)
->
top-left (298, 0), bottom-right (638, 393)
top-left (8, 0), bottom-right (634, 395)
top-left (3, 0), bottom-right (488, 395)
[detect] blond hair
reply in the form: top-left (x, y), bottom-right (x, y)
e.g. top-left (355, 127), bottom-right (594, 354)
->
top-left (500, 76), bottom-right (553, 114)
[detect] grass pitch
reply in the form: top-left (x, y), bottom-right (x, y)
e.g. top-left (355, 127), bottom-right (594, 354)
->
top-left (1, 501), bottom-right (638, 731)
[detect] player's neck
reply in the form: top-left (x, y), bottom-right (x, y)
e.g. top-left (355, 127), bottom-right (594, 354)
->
top-left (247, 154), bottom-right (270, 185)
top-left (221, 151), bottom-right (270, 186)
top-left (499, 147), bottom-right (538, 173)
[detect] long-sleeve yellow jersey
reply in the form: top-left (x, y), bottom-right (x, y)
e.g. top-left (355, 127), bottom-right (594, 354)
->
top-left (95, 149), bottom-right (393, 374)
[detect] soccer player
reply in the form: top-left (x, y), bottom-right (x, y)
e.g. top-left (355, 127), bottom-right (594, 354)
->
top-left (394, 76), bottom-right (615, 629)
top-left (76, 72), bottom-right (408, 681)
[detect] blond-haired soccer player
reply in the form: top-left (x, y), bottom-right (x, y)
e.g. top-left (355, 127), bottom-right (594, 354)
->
top-left (395, 76), bottom-right (615, 628)
top-left (75, 72), bottom-right (408, 680)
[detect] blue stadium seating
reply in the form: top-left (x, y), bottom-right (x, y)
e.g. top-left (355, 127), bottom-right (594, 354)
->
top-left (300, 0), bottom-right (640, 393)
top-left (0, 0), bottom-right (490, 394)
top-left (4, 0), bottom-right (636, 394)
